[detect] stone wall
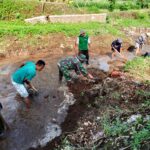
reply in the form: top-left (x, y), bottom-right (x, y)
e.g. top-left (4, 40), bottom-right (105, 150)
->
top-left (49, 13), bottom-right (107, 23)
top-left (25, 13), bottom-right (107, 24)
top-left (123, 27), bottom-right (150, 36)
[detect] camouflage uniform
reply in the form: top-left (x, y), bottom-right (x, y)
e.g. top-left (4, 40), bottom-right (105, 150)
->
top-left (58, 56), bottom-right (87, 81)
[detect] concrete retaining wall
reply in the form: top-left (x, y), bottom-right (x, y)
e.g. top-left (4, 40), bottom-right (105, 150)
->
top-left (49, 13), bottom-right (107, 23)
top-left (25, 13), bottom-right (107, 24)
top-left (123, 27), bottom-right (150, 36)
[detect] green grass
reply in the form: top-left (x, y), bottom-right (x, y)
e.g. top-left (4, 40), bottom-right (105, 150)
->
top-left (0, 0), bottom-right (150, 20)
top-left (0, 0), bottom-right (39, 20)
top-left (124, 57), bottom-right (150, 81)
top-left (72, 0), bottom-right (150, 11)
top-left (0, 21), bottom-right (122, 37)
top-left (102, 115), bottom-right (150, 149)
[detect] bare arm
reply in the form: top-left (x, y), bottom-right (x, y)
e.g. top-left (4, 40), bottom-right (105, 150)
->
top-left (24, 79), bottom-right (38, 92)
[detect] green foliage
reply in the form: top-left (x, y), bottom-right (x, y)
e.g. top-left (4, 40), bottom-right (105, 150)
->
top-left (124, 57), bottom-right (150, 81)
top-left (57, 137), bottom-right (74, 150)
top-left (102, 115), bottom-right (150, 149)
top-left (102, 116), bottom-right (128, 136)
top-left (0, 0), bottom-right (38, 20)
top-left (119, 3), bottom-right (131, 11)
top-left (135, 90), bottom-right (150, 98)
top-left (72, 0), bottom-right (150, 12)
top-left (136, 12), bottom-right (149, 19)
top-left (131, 120), bottom-right (150, 149)
top-left (136, 0), bottom-right (149, 9)
top-left (0, 21), bottom-right (122, 37)
top-left (108, 0), bottom-right (116, 12)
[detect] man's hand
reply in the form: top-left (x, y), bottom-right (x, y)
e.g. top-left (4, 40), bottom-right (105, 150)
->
top-left (88, 73), bottom-right (94, 79)
top-left (24, 79), bottom-right (38, 92)
top-left (30, 85), bottom-right (38, 92)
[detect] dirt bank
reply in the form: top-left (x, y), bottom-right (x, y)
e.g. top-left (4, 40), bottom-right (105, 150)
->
top-left (37, 68), bottom-right (150, 150)
top-left (0, 34), bottom-right (132, 59)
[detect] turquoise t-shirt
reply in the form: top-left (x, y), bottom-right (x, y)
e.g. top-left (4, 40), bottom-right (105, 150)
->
top-left (12, 61), bottom-right (36, 84)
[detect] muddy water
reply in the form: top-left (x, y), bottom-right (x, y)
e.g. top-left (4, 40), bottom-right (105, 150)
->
top-left (90, 45), bottom-right (150, 72)
top-left (0, 56), bottom-right (74, 150)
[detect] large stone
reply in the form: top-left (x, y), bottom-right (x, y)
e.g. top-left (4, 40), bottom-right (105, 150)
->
top-left (25, 16), bottom-right (49, 24)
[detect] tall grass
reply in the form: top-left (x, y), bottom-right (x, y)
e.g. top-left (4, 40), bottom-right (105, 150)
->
top-left (0, 0), bottom-right (39, 20)
top-left (72, 0), bottom-right (150, 11)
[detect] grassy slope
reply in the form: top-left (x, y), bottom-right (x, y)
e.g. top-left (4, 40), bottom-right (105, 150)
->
top-left (0, 21), bottom-right (122, 37)
top-left (125, 57), bottom-right (150, 82)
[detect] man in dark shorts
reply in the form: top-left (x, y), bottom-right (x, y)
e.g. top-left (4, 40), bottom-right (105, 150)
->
top-left (75, 30), bottom-right (91, 65)
top-left (111, 38), bottom-right (125, 59)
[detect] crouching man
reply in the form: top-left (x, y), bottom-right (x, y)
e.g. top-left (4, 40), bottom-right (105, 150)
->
top-left (57, 54), bottom-right (93, 83)
top-left (11, 60), bottom-right (45, 109)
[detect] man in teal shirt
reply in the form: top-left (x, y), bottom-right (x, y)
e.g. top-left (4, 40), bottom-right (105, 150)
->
top-left (11, 60), bottom-right (45, 109)
top-left (75, 30), bottom-right (91, 65)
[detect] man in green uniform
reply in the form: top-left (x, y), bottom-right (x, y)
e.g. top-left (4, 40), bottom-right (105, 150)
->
top-left (11, 60), bottom-right (45, 109)
top-left (75, 30), bottom-right (91, 65)
top-left (57, 54), bottom-right (93, 82)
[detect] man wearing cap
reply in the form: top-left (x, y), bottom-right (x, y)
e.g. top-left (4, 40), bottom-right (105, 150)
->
top-left (135, 33), bottom-right (150, 55)
top-left (75, 30), bottom-right (91, 65)
top-left (57, 54), bottom-right (93, 82)
top-left (111, 38), bottom-right (125, 59)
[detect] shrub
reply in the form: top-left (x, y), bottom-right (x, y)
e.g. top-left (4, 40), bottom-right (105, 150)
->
top-left (108, 0), bottom-right (116, 12)
top-left (119, 3), bottom-right (130, 11)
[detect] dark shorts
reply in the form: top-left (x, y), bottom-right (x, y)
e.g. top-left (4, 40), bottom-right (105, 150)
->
top-left (79, 50), bottom-right (89, 65)
top-left (111, 47), bottom-right (120, 53)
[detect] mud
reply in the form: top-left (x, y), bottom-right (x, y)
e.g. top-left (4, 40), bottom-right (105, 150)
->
top-left (0, 55), bottom-right (76, 150)
top-left (33, 68), bottom-right (106, 150)
top-left (41, 73), bottom-right (150, 150)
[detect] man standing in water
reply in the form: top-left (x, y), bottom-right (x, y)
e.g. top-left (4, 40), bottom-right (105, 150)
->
top-left (57, 54), bottom-right (93, 83)
top-left (75, 30), bottom-right (91, 65)
top-left (11, 60), bottom-right (45, 109)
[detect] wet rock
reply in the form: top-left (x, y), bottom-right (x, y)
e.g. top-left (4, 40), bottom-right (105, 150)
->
top-left (93, 131), bottom-right (104, 141)
top-left (127, 114), bottom-right (142, 124)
